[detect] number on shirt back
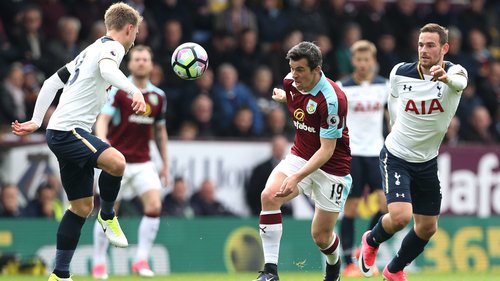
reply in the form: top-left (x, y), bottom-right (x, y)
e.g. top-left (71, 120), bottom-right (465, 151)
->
top-left (330, 183), bottom-right (344, 204)
top-left (68, 51), bottom-right (87, 85)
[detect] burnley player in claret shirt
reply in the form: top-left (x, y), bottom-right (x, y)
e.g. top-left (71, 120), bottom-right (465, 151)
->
top-left (253, 41), bottom-right (351, 281)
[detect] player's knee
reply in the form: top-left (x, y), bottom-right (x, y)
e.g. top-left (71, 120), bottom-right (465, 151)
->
top-left (389, 213), bottom-right (412, 230)
top-left (311, 230), bottom-right (331, 249)
top-left (108, 154), bottom-right (126, 176)
top-left (72, 201), bottom-right (94, 217)
top-left (260, 189), bottom-right (279, 208)
top-left (144, 201), bottom-right (162, 216)
top-left (415, 221), bottom-right (438, 239)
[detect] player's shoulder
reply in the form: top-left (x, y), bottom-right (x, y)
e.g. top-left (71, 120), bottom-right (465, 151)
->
top-left (444, 60), bottom-right (468, 76)
top-left (337, 76), bottom-right (356, 87)
top-left (393, 62), bottom-right (420, 79)
top-left (146, 82), bottom-right (166, 97)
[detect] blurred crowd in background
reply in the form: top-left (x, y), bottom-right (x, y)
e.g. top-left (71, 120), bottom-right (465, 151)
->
top-left (0, 0), bottom-right (499, 218)
top-left (0, 0), bottom-right (498, 143)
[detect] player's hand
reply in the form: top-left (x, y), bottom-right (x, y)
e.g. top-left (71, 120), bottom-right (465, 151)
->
top-left (131, 92), bottom-right (146, 115)
top-left (272, 88), bottom-right (287, 103)
top-left (11, 120), bottom-right (39, 136)
top-left (430, 64), bottom-right (448, 83)
top-left (275, 175), bottom-right (299, 198)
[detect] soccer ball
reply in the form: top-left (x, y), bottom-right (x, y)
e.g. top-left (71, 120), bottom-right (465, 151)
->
top-left (171, 42), bottom-right (209, 80)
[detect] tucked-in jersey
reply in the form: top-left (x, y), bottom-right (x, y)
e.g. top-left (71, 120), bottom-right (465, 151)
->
top-left (338, 76), bottom-right (389, 157)
top-left (284, 72), bottom-right (351, 176)
top-left (47, 37), bottom-right (125, 132)
top-left (385, 61), bottom-right (467, 162)
top-left (102, 79), bottom-right (166, 163)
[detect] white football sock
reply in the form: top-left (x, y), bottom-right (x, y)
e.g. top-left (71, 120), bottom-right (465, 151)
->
top-left (321, 232), bottom-right (340, 265)
top-left (93, 220), bottom-right (109, 265)
top-left (136, 216), bottom-right (160, 261)
top-left (260, 210), bottom-right (283, 265)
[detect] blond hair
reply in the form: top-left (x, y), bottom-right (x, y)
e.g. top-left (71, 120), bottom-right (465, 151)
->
top-left (350, 40), bottom-right (377, 57)
top-left (104, 2), bottom-right (142, 31)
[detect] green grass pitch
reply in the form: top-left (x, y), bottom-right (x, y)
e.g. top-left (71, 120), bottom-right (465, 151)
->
top-left (0, 271), bottom-right (497, 281)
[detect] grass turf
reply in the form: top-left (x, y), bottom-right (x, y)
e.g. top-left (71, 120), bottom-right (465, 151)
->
top-left (0, 271), bottom-right (497, 281)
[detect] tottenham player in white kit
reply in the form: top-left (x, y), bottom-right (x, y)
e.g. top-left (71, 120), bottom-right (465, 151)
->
top-left (337, 40), bottom-right (388, 277)
top-left (11, 3), bottom-right (146, 281)
top-left (357, 24), bottom-right (468, 281)
top-left (253, 42), bottom-right (352, 281)
top-left (92, 45), bottom-right (168, 279)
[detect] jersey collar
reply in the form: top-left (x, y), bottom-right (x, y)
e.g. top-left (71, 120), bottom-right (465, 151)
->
top-left (308, 71), bottom-right (326, 96)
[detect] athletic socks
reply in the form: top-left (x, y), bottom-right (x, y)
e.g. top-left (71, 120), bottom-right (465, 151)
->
top-left (340, 216), bottom-right (354, 264)
top-left (54, 210), bottom-right (86, 278)
top-left (93, 220), bottom-right (110, 265)
top-left (320, 233), bottom-right (340, 265)
top-left (388, 228), bottom-right (429, 272)
top-left (136, 215), bottom-right (160, 261)
top-left (369, 211), bottom-right (385, 230)
top-left (367, 216), bottom-right (393, 248)
top-left (98, 171), bottom-right (122, 219)
top-left (259, 210), bottom-right (283, 267)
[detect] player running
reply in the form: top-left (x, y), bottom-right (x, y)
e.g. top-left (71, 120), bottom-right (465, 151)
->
top-left (253, 41), bottom-right (351, 281)
top-left (91, 45), bottom-right (168, 279)
top-left (12, 3), bottom-right (145, 281)
top-left (357, 23), bottom-right (468, 281)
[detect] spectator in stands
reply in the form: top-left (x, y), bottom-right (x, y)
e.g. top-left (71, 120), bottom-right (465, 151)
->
top-left (263, 106), bottom-right (293, 140)
top-left (82, 20), bottom-right (106, 47)
top-left (179, 67), bottom-right (215, 123)
top-left (315, 33), bottom-right (338, 80)
top-left (463, 106), bottom-right (498, 144)
top-left (162, 177), bottom-right (194, 218)
top-left (177, 120), bottom-right (199, 140)
top-left (386, 0), bottom-right (422, 53)
top-left (265, 29), bottom-right (304, 86)
top-left (66, 0), bottom-right (111, 41)
top-left (205, 29), bottom-right (237, 72)
top-left (213, 0), bottom-right (258, 40)
top-left (190, 179), bottom-right (234, 216)
top-left (445, 26), bottom-right (476, 80)
top-left (0, 63), bottom-right (26, 126)
top-left (0, 183), bottom-right (21, 217)
top-left (36, 0), bottom-right (67, 40)
top-left (424, 0), bottom-right (458, 28)
top-left (376, 32), bottom-right (400, 78)
top-left (443, 116), bottom-right (461, 146)
top-left (321, 0), bottom-right (356, 47)
top-left (212, 63), bottom-right (264, 136)
top-left (456, 82), bottom-right (483, 139)
top-left (458, 0), bottom-right (489, 42)
top-left (289, 0), bottom-right (327, 42)
top-left (233, 28), bottom-right (264, 86)
top-left (464, 28), bottom-right (491, 82)
top-left (355, 0), bottom-right (391, 45)
top-left (187, 94), bottom-right (217, 139)
top-left (335, 22), bottom-right (362, 79)
top-left (476, 60), bottom-right (500, 122)
top-left (22, 64), bottom-right (42, 119)
top-left (22, 183), bottom-right (57, 218)
top-left (12, 5), bottom-right (53, 74)
top-left (134, 19), bottom-right (160, 54)
top-left (224, 106), bottom-right (257, 139)
top-left (0, 19), bottom-right (16, 79)
top-left (251, 65), bottom-right (279, 114)
top-left (245, 135), bottom-right (291, 216)
top-left (48, 17), bottom-right (84, 72)
top-left (255, 0), bottom-right (291, 53)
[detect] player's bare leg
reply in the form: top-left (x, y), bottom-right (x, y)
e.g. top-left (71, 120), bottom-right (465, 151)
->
top-left (254, 170), bottom-right (299, 281)
top-left (132, 188), bottom-right (162, 277)
top-left (312, 208), bottom-right (341, 281)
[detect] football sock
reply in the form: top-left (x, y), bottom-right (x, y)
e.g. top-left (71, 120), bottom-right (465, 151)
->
top-left (388, 228), bottom-right (428, 273)
top-left (98, 171), bottom-right (122, 219)
top-left (264, 263), bottom-right (278, 275)
top-left (93, 220), bottom-right (110, 265)
top-left (54, 210), bottom-right (86, 278)
top-left (369, 211), bottom-right (384, 230)
top-left (340, 216), bottom-right (354, 264)
top-left (367, 215), bottom-right (393, 248)
top-left (136, 215), bottom-right (160, 261)
top-left (320, 233), bottom-right (340, 265)
top-left (259, 210), bottom-right (283, 266)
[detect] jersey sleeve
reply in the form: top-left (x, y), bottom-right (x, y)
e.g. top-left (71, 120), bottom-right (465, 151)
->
top-left (446, 64), bottom-right (468, 92)
top-left (320, 93), bottom-right (345, 139)
top-left (389, 63), bottom-right (404, 98)
top-left (98, 41), bottom-right (125, 65)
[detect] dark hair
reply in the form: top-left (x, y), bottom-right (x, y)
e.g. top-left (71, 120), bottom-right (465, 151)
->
top-left (420, 23), bottom-right (448, 45)
top-left (285, 41), bottom-right (322, 70)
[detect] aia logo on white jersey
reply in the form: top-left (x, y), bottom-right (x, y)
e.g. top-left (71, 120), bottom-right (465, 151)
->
top-left (405, 99), bottom-right (444, 114)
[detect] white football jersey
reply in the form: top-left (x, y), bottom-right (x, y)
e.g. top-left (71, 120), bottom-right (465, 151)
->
top-left (385, 61), bottom-right (467, 162)
top-left (338, 76), bottom-right (389, 157)
top-left (47, 37), bottom-right (126, 132)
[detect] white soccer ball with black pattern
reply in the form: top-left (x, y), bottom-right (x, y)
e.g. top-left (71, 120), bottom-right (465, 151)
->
top-left (171, 42), bottom-right (209, 80)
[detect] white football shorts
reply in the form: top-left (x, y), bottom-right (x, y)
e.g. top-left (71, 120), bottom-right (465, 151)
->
top-left (275, 154), bottom-right (352, 212)
top-left (95, 161), bottom-right (162, 200)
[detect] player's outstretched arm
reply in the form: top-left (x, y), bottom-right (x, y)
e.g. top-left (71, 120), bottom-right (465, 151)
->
top-left (99, 58), bottom-right (146, 114)
top-left (11, 120), bottom-right (39, 136)
top-left (272, 88), bottom-right (287, 103)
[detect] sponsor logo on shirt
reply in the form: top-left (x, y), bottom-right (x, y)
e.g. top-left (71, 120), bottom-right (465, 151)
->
top-left (293, 120), bottom-right (316, 133)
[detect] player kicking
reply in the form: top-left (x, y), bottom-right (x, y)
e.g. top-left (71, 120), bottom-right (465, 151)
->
top-left (336, 40), bottom-right (388, 277)
top-left (12, 3), bottom-right (145, 281)
top-left (253, 42), bottom-right (352, 281)
top-left (92, 45), bottom-right (168, 279)
top-left (357, 23), bottom-right (467, 281)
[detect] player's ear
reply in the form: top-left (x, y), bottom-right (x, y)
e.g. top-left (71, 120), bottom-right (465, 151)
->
top-left (442, 42), bottom-right (449, 55)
